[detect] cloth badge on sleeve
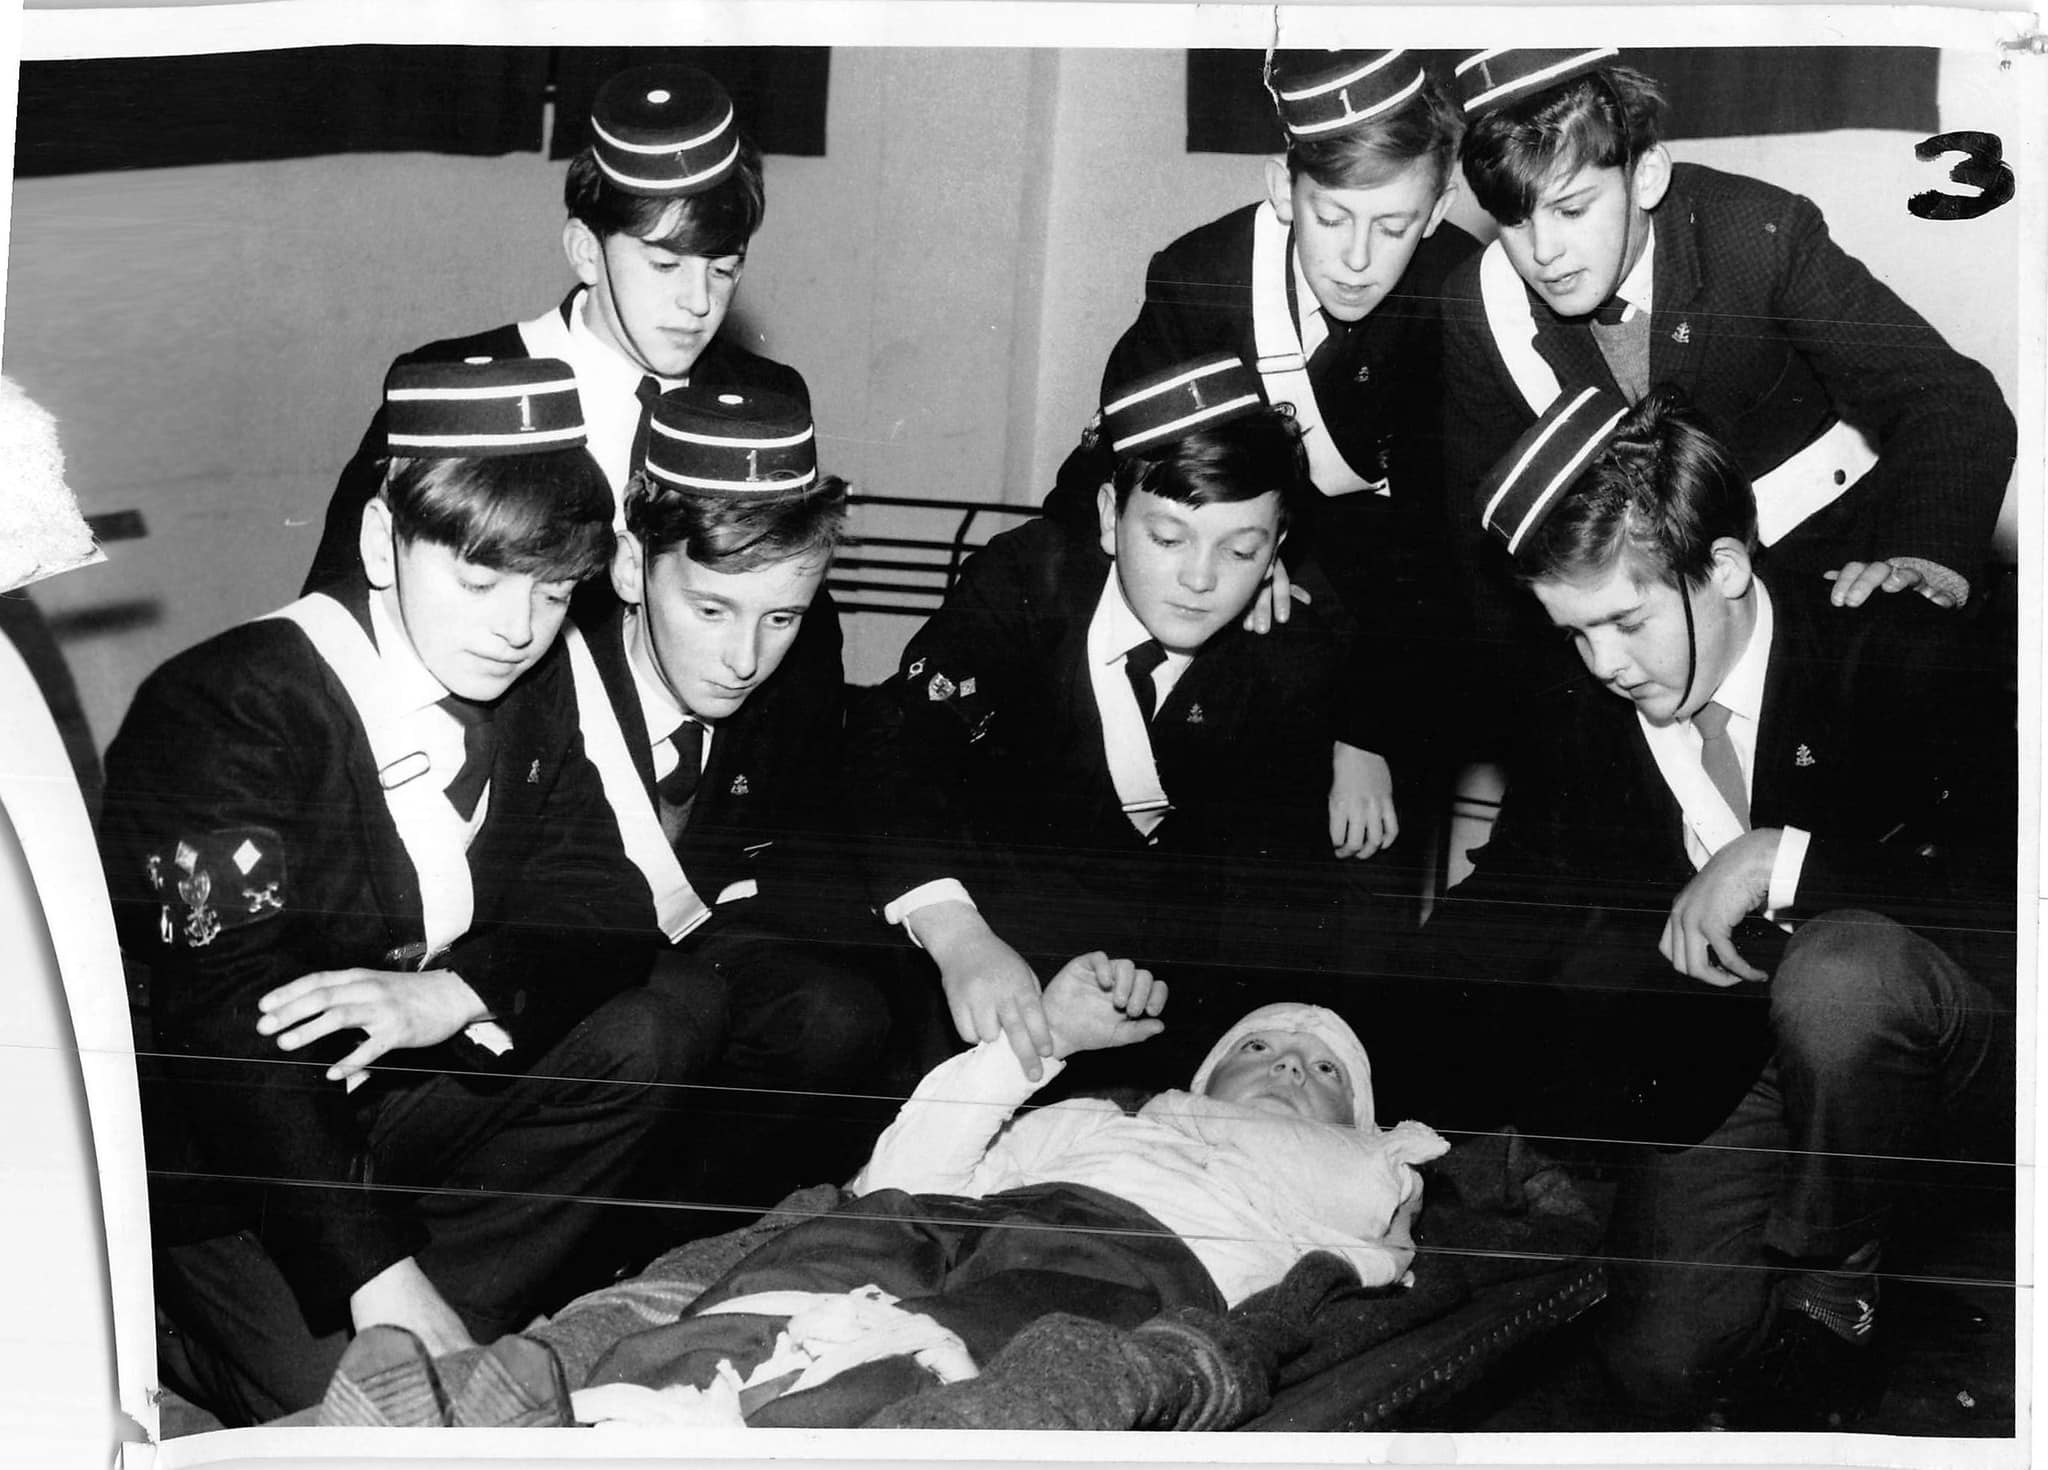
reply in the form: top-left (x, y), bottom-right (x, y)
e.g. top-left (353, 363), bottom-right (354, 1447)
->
top-left (145, 826), bottom-right (287, 949)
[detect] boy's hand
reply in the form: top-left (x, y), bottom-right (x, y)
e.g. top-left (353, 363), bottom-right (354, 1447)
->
top-left (1330, 743), bottom-right (1399, 858)
top-left (257, 968), bottom-right (490, 1083)
top-left (1660, 829), bottom-right (1779, 985)
top-left (1239, 558), bottom-right (1313, 635)
top-left (908, 901), bottom-right (1054, 1079)
top-left (1825, 560), bottom-right (1959, 610)
top-left (1042, 951), bottom-right (1166, 1059)
top-left (349, 1256), bottom-right (477, 1358)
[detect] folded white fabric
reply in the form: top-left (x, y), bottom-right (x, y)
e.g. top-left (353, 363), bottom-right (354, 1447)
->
top-left (0, 376), bottom-right (99, 593)
top-left (701, 1283), bottom-right (980, 1396)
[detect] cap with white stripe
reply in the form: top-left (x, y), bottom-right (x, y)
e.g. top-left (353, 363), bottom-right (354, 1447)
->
top-left (644, 384), bottom-right (818, 496)
top-left (1477, 385), bottom-right (1629, 553)
top-left (384, 357), bottom-right (586, 459)
top-left (1265, 49), bottom-right (1429, 141)
top-left (1455, 48), bottom-right (1620, 116)
top-left (1101, 353), bottom-right (1268, 458)
top-left (590, 64), bottom-right (742, 198)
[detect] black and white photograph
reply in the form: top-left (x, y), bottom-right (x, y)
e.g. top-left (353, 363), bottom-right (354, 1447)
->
top-left (0, 2), bottom-right (2036, 1465)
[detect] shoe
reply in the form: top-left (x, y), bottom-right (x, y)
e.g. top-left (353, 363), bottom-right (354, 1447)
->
top-left (1698, 1307), bottom-right (1885, 1431)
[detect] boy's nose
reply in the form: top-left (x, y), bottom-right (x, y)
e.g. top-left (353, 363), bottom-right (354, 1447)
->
top-left (676, 259), bottom-right (713, 315)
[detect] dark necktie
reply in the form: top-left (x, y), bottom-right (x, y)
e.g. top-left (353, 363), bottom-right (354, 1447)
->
top-left (1693, 700), bottom-right (1750, 829)
top-left (1306, 311), bottom-right (1358, 399)
top-left (1124, 640), bottom-right (1168, 728)
top-left (630, 374), bottom-right (662, 477)
top-left (439, 695), bottom-right (496, 821)
top-left (655, 720), bottom-right (705, 845)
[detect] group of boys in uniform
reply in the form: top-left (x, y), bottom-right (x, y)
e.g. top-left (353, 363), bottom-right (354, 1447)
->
top-left (98, 44), bottom-right (2015, 1434)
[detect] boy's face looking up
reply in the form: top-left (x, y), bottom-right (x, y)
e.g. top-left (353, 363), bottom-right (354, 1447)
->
top-left (1531, 538), bottom-right (1753, 728)
top-left (1494, 145), bottom-right (1669, 320)
top-left (612, 534), bottom-right (825, 721)
top-left (1203, 1029), bottom-right (1355, 1125)
top-left (565, 216), bottom-right (743, 381)
top-left (1266, 155), bottom-right (1453, 326)
top-left (1096, 485), bottom-right (1283, 657)
top-left (360, 499), bottom-right (576, 703)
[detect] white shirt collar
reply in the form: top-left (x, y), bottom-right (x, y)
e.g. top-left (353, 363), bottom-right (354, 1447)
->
top-left (621, 605), bottom-right (693, 748)
top-left (367, 586), bottom-right (452, 719)
top-left (1614, 222), bottom-right (1657, 318)
top-left (1704, 578), bottom-right (1771, 728)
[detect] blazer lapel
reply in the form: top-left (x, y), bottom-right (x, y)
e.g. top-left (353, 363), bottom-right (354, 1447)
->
top-left (1649, 188), bottom-right (1710, 401)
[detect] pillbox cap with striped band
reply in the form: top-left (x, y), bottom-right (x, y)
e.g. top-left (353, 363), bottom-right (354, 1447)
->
top-left (590, 64), bottom-right (742, 197)
top-left (643, 384), bottom-right (818, 496)
top-left (1264, 49), bottom-right (1430, 141)
top-left (1477, 384), bottom-right (1630, 553)
top-left (1099, 352), bottom-right (1268, 459)
top-left (1454, 48), bottom-right (1620, 116)
top-left (383, 357), bottom-right (586, 459)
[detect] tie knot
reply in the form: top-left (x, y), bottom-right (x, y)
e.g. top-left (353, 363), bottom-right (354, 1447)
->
top-left (636, 374), bottom-right (663, 408)
top-left (439, 693), bottom-right (495, 731)
top-left (1126, 640), bottom-right (1168, 678)
top-left (1693, 700), bottom-right (1734, 739)
top-left (1592, 295), bottom-right (1634, 328)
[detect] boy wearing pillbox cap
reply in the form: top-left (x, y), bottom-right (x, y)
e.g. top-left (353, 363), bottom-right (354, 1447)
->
top-left (99, 359), bottom-right (703, 1425)
top-left (1439, 47), bottom-right (2014, 681)
top-left (563, 382), bottom-right (895, 1208)
top-left (1044, 47), bottom-right (1478, 862)
top-left (862, 353), bottom-right (1356, 1092)
top-left (305, 63), bottom-right (814, 586)
top-left (1412, 383), bottom-right (2010, 1427)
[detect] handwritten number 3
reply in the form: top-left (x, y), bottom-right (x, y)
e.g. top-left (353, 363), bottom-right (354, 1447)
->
top-left (1909, 131), bottom-right (2015, 221)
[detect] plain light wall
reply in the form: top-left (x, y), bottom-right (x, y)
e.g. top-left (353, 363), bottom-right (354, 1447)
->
top-left (5, 45), bottom-right (2028, 744)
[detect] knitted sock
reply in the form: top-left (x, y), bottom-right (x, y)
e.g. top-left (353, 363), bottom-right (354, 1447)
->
top-left (316, 1325), bottom-right (449, 1427)
top-left (1780, 1241), bottom-right (1880, 1346)
top-left (449, 1335), bottom-right (573, 1427)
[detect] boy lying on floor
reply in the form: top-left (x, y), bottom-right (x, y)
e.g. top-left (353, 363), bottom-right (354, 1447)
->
top-left (314, 953), bottom-right (1445, 1429)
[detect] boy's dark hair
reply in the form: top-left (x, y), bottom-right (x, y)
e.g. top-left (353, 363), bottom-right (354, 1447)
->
top-left (1511, 386), bottom-right (1756, 591)
top-left (624, 476), bottom-right (849, 573)
top-left (1461, 65), bottom-right (1667, 224)
top-left (1110, 406), bottom-right (1309, 523)
top-left (1289, 69), bottom-right (1464, 194)
top-left (382, 448), bottom-right (615, 583)
top-left (563, 136), bottom-right (767, 256)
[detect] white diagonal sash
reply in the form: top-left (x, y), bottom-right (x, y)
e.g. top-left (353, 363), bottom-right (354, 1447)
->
top-left (1249, 202), bottom-right (1380, 497)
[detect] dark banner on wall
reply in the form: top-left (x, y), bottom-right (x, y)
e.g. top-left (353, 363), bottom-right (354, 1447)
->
top-left (14, 45), bottom-right (830, 177)
top-left (1186, 47), bottom-right (1941, 154)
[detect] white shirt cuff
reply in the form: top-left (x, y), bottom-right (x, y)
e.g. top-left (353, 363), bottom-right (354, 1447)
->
top-left (884, 879), bottom-right (975, 938)
top-left (1768, 826), bottom-right (1811, 914)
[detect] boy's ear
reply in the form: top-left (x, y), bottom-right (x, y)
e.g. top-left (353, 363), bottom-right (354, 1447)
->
top-left (1096, 482), bottom-right (1120, 558)
top-left (563, 217), bottom-right (605, 288)
top-left (1631, 144), bottom-right (1673, 214)
top-left (359, 496), bottom-right (398, 590)
top-left (1263, 156), bottom-right (1295, 223)
top-left (1706, 535), bottom-right (1754, 601)
top-left (611, 529), bottom-right (647, 607)
top-left (1424, 175), bottom-right (1458, 236)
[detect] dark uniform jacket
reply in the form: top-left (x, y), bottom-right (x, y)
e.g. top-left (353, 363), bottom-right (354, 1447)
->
top-left (570, 600), bottom-right (868, 939)
top-left (99, 577), bottom-right (650, 1317)
top-left (303, 294), bottom-right (812, 593)
top-left (1046, 206), bottom-right (1481, 761)
top-left (859, 518), bottom-right (1346, 971)
top-left (1414, 572), bottom-right (2015, 1137)
top-left (1442, 163), bottom-right (2017, 602)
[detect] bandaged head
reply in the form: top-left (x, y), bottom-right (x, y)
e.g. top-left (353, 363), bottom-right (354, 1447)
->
top-left (1189, 1002), bottom-right (1375, 1128)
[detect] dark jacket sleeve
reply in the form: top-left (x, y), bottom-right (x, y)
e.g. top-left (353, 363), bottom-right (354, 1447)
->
top-left (100, 631), bottom-right (427, 1315)
top-left (1754, 187), bottom-right (2015, 585)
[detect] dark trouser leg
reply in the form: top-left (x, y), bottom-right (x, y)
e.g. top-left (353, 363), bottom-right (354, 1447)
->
top-left (1598, 910), bottom-right (2002, 1414)
top-left (680, 917), bottom-right (896, 1206)
top-left (154, 1232), bottom-right (350, 1426)
top-left (367, 983), bottom-right (711, 1339)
